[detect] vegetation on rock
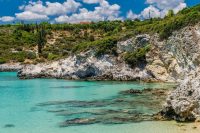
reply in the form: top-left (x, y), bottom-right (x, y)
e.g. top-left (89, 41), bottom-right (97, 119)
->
top-left (124, 45), bottom-right (151, 67)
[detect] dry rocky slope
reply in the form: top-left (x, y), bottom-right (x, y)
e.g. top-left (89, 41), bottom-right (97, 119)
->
top-left (9, 23), bottom-right (200, 121)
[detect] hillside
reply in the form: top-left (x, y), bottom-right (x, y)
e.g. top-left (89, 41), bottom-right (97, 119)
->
top-left (0, 4), bottom-right (200, 65)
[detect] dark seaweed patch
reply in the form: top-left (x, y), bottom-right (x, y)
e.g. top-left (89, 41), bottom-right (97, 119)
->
top-left (50, 86), bottom-right (86, 89)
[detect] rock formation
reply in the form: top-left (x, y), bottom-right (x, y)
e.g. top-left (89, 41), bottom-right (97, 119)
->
top-left (160, 24), bottom-right (200, 121)
top-left (17, 23), bottom-right (200, 82)
top-left (0, 63), bottom-right (22, 72)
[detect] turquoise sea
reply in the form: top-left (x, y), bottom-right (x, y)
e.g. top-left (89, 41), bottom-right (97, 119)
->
top-left (0, 72), bottom-right (199, 133)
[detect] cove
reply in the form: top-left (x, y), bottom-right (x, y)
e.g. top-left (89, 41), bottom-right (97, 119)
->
top-left (0, 72), bottom-right (199, 133)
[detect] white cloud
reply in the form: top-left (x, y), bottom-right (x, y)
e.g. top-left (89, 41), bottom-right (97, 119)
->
top-left (140, 5), bottom-right (161, 19)
top-left (173, 2), bottom-right (187, 13)
top-left (127, 10), bottom-right (138, 20)
top-left (55, 0), bottom-right (121, 23)
top-left (2, 0), bottom-right (188, 23)
top-left (15, 0), bottom-right (81, 21)
top-left (20, 0), bottom-right (81, 16)
top-left (146, 0), bottom-right (186, 10)
top-left (130, 0), bottom-right (187, 19)
top-left (0, 16), bottom-right (15, 22)
top-left (15, 11), bottom-right (49, 21)
top-left (83, 0), bottom-right (103, 4)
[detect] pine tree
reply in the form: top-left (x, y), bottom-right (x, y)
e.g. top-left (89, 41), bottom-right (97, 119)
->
top-left (36, 24), bottom-right (47, 55)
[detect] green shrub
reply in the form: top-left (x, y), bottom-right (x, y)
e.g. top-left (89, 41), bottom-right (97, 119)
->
top-left (47, 53), bottom-right (59, 60)
top-left (124, 45), bottom-right (151, 67)
top-left (40, 52), bottom-right (49, 59)
top-left (73, 36), bottom-right (118, 57)
top-left (11, 52), bottom-right (26, 62)
top-left (0, 58), bottom-right (6, 64)
top-left (26, 51), bottom-right (36, 59)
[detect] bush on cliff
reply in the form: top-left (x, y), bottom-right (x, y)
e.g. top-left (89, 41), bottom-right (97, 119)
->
top-left (72, 36), bottom-right (118, 57)
top-left (124, 45), bottom-right (151, 67)
top-left (0, 58), bottom-right (6, 64)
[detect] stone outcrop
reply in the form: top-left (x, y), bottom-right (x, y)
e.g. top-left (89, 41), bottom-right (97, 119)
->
top-left (18, 53), bottom-right (152, 81)
top-left (161, 70), bottom-right (200, 121)
top-left (160, 24), bottom-right (200, 121)
top-left (117, 34), bottom-right (150, 53)
top-left (0, 63), bottom-right (22, 72)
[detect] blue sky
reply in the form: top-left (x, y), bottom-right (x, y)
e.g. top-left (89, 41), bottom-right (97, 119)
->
top-left (0, 0), bottom-right (199, 23)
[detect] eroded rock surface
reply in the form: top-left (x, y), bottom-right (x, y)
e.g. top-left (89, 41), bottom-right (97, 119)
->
top-left (0, 63), bottom-right (22, 72)
top-left (160, 24), bottom-right (200, 121)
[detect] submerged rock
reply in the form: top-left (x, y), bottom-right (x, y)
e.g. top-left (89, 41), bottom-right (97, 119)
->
top-left (59, 118), bottom-right (97, 127)
top-left (51, 86), bottom-right (85, 89)
top-left (4, 124), bottom-right (15, 128)
top-left (119, 89), bottom-right (142, 95)
top-left (119, 88), bottom-right (170, 97)
top-left (36, 87), bottom-right (173, 127)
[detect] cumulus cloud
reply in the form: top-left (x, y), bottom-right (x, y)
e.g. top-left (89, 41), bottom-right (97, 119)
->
top-left (14, 0), bottom-right (121, 23)
top-left (140, 5), bottom-right (161, 19)
top-left (146, 0), bottom-right (186, 10)
top-left (19, 0), bottom-right (81, 16)
top-left (173, 2), bottom-right (187, 13)
top-left (139, 0), bottom-right (187, 19)
top-left (0, 0), bottom-right (188, 23)
top-left (128, 0), bottom-right (187, 19)
top-left (83, 0), bottom-right (103, 4)
top-left (15, 0), bottom-right (81, 21)
top-left (16, 11), bottom-right (49, 21)
top-left (126, 10), bottom-right (138, 20)
top-left (55, 0), bottom-right (121, 23)
top-left (0, 16), bottom-right (15, 22)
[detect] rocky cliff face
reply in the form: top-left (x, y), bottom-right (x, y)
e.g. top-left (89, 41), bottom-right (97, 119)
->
top-left (159, 24), bottom-right (200, 121)
top-left (18, 34), bottom-right (154, 81)
top-left (17, 52), bottom-right (151, 81)
top-left (17, 23), bottom-right (200, 82)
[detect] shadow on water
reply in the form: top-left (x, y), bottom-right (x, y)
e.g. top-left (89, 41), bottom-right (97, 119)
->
top-left (36, 87), bottom-right (173, 127)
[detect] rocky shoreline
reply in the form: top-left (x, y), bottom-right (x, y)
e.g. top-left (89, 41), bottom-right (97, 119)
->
top-left (0, 63), bottom-right (22, 72)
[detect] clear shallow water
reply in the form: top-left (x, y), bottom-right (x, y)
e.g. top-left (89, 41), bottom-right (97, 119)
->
top-left (0, 72), bottom-right (199, 133)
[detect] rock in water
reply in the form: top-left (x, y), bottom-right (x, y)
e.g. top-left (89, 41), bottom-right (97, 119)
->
top-left (157, 23), bottom-right (200, 122)
top-left (59, 118), bottom-right (97, 127)
top-left (161, 71), bottom-right (200, 121)
top-left (4, 124), bottom-right (15, 128)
